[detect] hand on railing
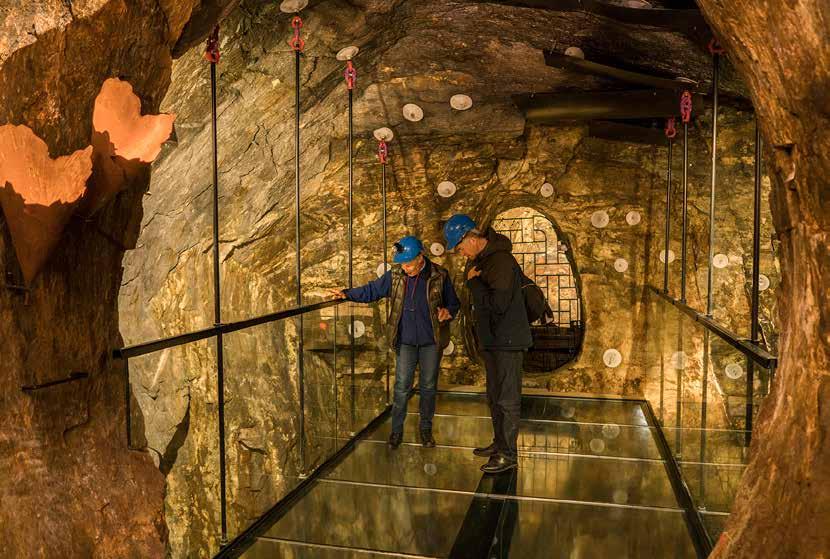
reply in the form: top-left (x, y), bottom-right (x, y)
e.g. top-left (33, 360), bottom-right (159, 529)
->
top-left (329, 288), bottom-right (347, 300)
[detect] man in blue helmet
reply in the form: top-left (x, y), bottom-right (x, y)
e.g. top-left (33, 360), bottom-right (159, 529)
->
top-left (331, 235), bottom-right (460, 449)
top-left (444, 214), bottom-right (532, 474)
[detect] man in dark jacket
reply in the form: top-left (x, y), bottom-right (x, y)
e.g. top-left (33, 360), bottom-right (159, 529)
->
top-left (444, 214), bottom-right (531, 473)
top-left (331, 235), bottom-right (460, 449)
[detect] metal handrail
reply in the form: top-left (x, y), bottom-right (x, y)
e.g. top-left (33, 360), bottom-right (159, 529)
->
top-left (649, 286), bottom-right (777, 369)
top-left (114, 299), bottom-right (345, 359)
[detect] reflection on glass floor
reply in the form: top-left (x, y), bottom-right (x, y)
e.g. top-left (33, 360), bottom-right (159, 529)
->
top-left (240, 392), bottom-right (700, 558)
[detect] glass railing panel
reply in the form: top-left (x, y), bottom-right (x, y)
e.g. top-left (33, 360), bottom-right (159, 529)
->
top-left (642, 288), bottom-right (773, 543)
top-left (127, 338), bottom-right (221, 558)
top-left (301, 307), bottom-right (339, 471)
top-left (222, 318), bottom-right (303, 542)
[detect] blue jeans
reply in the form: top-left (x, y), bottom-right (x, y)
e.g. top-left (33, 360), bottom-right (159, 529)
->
top-left (391, 344), bottom-right (440, 434)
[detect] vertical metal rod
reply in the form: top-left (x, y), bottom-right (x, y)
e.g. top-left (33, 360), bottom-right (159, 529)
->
top-left (382, 163), bottom-right (390, 404)
top-left (210, 59), bottom-right (228, 546)
top-left (706, 54), bottom-right (720, 317)
top-left (675, 318), bottom-right (683, 460)
top-left (125, 358), bottom-right (132, 448)
top-left (746, 356), bottom-right (754, 446)
top-left (751, 119), bottom-right (762, 344)
top-left (699, 329), bottom-right (710, 510)
top-left (346, 83), bottom-right (356, 428)
top-left (745, 119), bottom-right (764, 445)
top-left (294, 48), bottom-right (306, 471)
top-left (680, 122), bottom-right (689, 303)
top-left (348, 90), bottom-right (354, 290)
top-left (333, 305), bottom-right (339, 444)
top-left (663, 138), bottom-right (673, 293)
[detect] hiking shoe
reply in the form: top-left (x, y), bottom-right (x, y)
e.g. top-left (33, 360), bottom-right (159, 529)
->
top-left (420, 430), bottom-right (436, 448)
top-left (473, 442), bottom-right (499, 457)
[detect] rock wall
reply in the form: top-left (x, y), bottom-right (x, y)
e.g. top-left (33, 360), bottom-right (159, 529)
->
top-left (118, 0), bottom-right (782, 555)
top-left (691, 1), bottom-right (830, 556)
top-left (0, 1), bottom-right (234, 557)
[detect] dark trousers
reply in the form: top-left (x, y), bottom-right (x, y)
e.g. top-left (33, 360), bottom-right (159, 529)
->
top-left (391, 344), bottom-right (440, 434)
top-left (481, 350), bottom-right (523, 459)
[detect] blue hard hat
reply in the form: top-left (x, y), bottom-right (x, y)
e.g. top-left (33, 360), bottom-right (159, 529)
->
top-left (392, 236), bottom-right (423, 264)
top-left (443, 214), bottom-right (476, 250)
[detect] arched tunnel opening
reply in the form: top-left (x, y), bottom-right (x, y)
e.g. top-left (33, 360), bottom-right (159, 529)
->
top-left (461, 206), bottom-right (585, 374)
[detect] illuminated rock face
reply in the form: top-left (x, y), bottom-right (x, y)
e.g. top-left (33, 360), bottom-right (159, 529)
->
top-left (118, 1), bottom-right (782, 556)
top-left (0, 125), bottom-right (93, 283)
top-left (0, 1), bottom-right (234, 558)
top-left (84, 78), bottom-right (177, 215)
top-left (692, 1), bottom-right (830, 557)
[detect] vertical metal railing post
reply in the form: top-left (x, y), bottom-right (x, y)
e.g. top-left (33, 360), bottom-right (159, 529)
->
top-left (663, 118), bottom-right (675, 294)
top-left (699, 330), bottom-right (710, 510)
top-left (124, 358), bottom-right (132, 448)
top-left (378, 139), bottom-right (390, 404)
top-left (204, 26), bottom-right (228, 545)
top-left (680, 91), bottom-right (693, 304)
top-left (344, 59), bottom-right (357, 430)
top-left (706, 50), bottom-right (720, 317)
top-left (746, 117), bottom-right (763, 446)
top-left (289, 16), bottom-right (306, 473)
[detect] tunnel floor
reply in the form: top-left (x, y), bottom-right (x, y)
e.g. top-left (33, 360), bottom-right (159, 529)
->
top-left (240, 391), bottom-right (705, 558)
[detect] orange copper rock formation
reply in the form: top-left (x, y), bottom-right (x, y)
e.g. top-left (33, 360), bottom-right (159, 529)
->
top-left (83, 77), bottom-right (176, 214)
top-left (0, 125), bottom-right (93, 284)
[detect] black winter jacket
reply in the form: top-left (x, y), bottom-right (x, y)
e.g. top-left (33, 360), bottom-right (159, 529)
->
top-left (465, 228), bottom-right (532, 351)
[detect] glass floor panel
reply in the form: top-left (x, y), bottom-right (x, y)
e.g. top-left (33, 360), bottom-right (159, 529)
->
top-left (492, 497), bottom-right (698, 559)
top-left (412, 392), bottom-right (649, 426)
top-left (326, 441), bottom-right (679, 509)
top-left (236, 392), bottom-right (702, 558)
top-left (245, 538), bottom-right (435, 558)
top-left (261, 481), bottom-right (477, 557)
top-left (366, 414), bottom-right (662, 460)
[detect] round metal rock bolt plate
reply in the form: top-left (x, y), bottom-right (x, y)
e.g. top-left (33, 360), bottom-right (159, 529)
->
top-left (613, 489), bottom-right (629, 504)
top-left (540, 182), bottom-right (554, 198)
top-left (373, 127), bottom-right (394, 142)
top-left (670, 351), bottom-right (687, 370)
top-left (713, 253), bottom-right (729, 268)
top-left (591, 210), bottom-right (610, 228)
top-left (376, 262), bottom-right (391, 278)
top-left (437, 181), bottom-right (456, 197)
top-left (402, 103), bottom-right (424, 122)
top-left (336, 45), bottom-right (359, 61)
top-left (626, 210), bottom-right (641, 225)
top-left (443, 340), bottom-right (455, 356)
top-left (280, 0), bottom-right (307, 12)
top-left (565, 46), bottom-right (585, 59)
top-left (602, 424), bottom-right (621, 439)
top-left (589, 438), bottom-right (606, 453)
top-left (430, 242), bottom-right (445, 256)
top-left (759, 273), bottom-right (770, 291)
top-left (603, 348), bottom-right (622, 368)
top-left (725, 363), bottom-right (744, 380)
top-left (450, 94), bottom-right (473, 111)
top-left (614, 258), bottom-right (629, 273)
top-left (348, 320), bottom-right (365, 338)
top-left (659, 249), bottom-right (676, 264)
